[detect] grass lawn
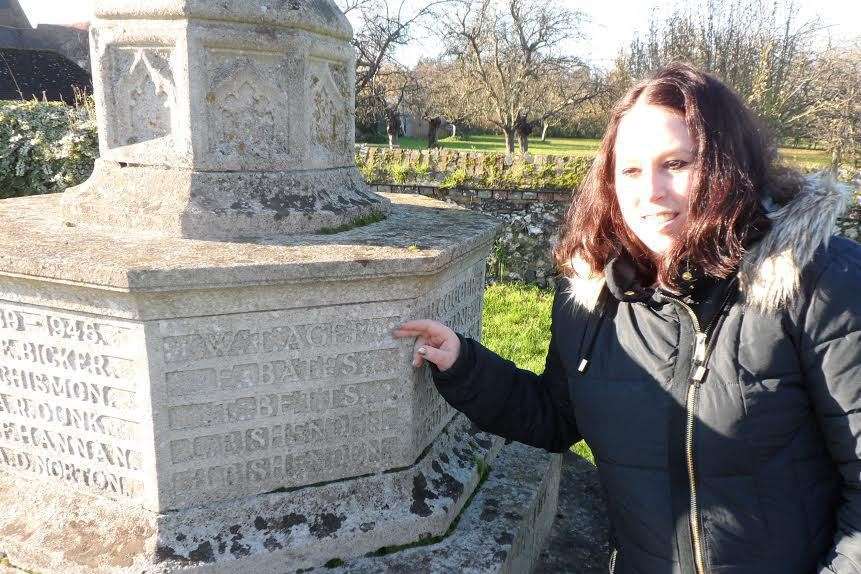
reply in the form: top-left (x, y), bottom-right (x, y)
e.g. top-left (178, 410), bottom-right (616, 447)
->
top-left (368, 134), bottom-right (831, 169)
top-left (481, 282), bottom-right (595, 464)
top-left (376, 135), bottom-right (602, 157)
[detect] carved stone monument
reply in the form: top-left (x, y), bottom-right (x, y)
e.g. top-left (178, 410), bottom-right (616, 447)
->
top-left (0, 1), bottom-right (562, 572)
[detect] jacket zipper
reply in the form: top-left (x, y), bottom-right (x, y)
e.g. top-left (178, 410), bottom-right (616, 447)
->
top-left (609, 548), bottom-right (617, 573)
top-left (659, 292), bottom-right (727, 574)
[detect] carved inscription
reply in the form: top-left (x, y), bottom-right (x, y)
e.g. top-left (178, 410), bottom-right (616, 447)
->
top-left (0, 367), bottom-right (135, 410)
top-left (159, 307), bottom-right (407, 500)
top-left (109, 47), bottom-right (175, 147)
top-left (167, 361), bottom-right (399, 430)
top-left (413, 264), bottom-right (486, 448)
top-left (0, 395), bottom-right (136, 440)
top-left (172, 436), bottom-right (400, 494)
top-left (0, 339), bottom-right (132, 379)
top-left (0, 423), bottom-right (141, 469)
top-left (163, 316), bottom-right (400, 364)
top-left (0, 303), bottom-right (143, 500)
top-left (170, 403), bottom-right (400, 464)
top-left (0, 446), bottom-right (143, 498)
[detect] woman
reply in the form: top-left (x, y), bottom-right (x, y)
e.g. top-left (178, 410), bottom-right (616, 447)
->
top-left (394, 63), bottom-right (860, 573)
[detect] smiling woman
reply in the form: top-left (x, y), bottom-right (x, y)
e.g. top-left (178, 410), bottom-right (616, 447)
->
top-left (395, 63), bottom-right (861, 574)
top-left (613, 104), bottom-right (695, 256)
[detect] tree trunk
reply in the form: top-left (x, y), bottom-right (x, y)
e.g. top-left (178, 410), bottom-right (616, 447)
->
top-left (385, 107), bottom-right (401, 148)
top-left (503, 127), bottom-right (516, 153)
top-left (427, 116), bottom-right (442, 148)
top-left (541, 121), bottom-right (550, 142)
top-left (513, 112), bottom-right (533, 154)
top-left (515, 124), bottom-right (530, 154)
top-left (517, 129), bottom-right (529, 153)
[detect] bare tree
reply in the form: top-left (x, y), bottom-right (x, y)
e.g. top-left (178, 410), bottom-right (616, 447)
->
top-left (616, 0), bottom-right (829, 141)
top-left (365, 64), bottom-right (422, 147)
top-left (338, 0), bottom-right (451, 95)
top-left (512, 65), bottom-right (601, 152)
top-left (807, 44), bottom-right (861, 168)
top-left (411, 58), bottom-right (479, 147)
top-left (440, 0), bottom-right (598, 153)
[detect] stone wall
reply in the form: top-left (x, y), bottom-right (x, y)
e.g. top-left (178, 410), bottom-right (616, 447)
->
top-left (371, 183), bottom-right (570, 288)
top-left (355, 146), bottom-right (593, 192)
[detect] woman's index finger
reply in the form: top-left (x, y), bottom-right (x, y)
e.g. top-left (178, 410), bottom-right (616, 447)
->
top-left (395, 319), bottom-right (440, 333)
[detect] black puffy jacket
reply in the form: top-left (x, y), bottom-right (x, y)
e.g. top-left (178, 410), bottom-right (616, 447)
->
top-left (433, 176), bottom-right (861, 573)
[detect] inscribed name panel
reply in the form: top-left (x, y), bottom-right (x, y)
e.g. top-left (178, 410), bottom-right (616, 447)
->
top-left (153, 301), bottom-right (411, 507)
top-left (410, 261), bottom-right (486, 452)
top-left (0, 301), bottom-right (148, 503)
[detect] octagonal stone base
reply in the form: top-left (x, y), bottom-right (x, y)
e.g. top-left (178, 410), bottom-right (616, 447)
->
top-left (61, 160), bottom-right (390, 239)
top-left (0, 192), bottom-right (520, 571)
top-left (0, 423), bottom-right (561, 574)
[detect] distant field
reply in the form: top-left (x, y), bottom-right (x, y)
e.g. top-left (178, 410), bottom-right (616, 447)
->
top-left (375, 135), bottom-right (601, 157)
top-left (367, 134), bottom-right (831, 169)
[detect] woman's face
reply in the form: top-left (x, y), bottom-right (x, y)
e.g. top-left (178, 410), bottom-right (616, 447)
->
top-left (613, 103), bottom-right (695, 256)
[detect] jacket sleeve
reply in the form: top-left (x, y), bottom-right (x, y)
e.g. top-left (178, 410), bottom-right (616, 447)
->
top-left (800, 242), bottom-right (861, 574)
top-left (431, 289), bottom-right (581, 453)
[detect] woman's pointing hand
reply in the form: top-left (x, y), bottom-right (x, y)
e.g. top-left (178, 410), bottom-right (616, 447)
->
top-left (393, 319), bottom-right (461, 372)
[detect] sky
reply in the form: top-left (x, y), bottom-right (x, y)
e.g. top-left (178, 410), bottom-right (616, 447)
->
top-left (17, 0), bottom-right (861, 69)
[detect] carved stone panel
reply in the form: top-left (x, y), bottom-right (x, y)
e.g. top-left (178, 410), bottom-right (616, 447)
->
top-left (106, 46), bottom-right (176, 149)
top-left (204, 50), bottom-right (293, 170)
top-left (309, 58), bottom-right (351, 163)
top-left (153, 303), bottom-right (409, 508)
top-left (0, 302), bottom-right (148, 503)
top-left (410, 262), bottom-right (485, 452)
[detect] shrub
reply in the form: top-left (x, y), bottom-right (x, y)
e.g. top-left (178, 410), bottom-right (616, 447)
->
top-left (0, 100), bottom-right (97, 198)
top-left (387, 162), bottom-right (412, 184)
top-left (440, 167), bottom-right (468, 190)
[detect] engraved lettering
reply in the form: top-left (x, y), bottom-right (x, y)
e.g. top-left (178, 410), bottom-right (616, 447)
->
top-left (0, 446), bottom-right (143, 498)
top-left (162, 316), bottom-right (401, 363)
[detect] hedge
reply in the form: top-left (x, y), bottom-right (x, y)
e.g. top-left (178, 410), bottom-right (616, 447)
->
top-left (0, 100), bottom-right (97, 199)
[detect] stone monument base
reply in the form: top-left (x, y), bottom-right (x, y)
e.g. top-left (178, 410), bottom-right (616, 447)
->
top-left (61, 159), bottom-right (391, 240)
top-left (0, 191), bottom-right (568, 572)
top-left (0, 422), bottom-right (560, 573)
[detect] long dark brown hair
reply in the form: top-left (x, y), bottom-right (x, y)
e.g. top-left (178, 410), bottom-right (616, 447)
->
top-left (554, 62), bottom-right (802, 290)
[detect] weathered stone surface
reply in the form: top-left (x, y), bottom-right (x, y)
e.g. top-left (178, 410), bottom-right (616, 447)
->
top-left (0, 417), bottom-right (559, 574)
top-left (62, 160), bottom-right (388, 239)
top-left (2, 193), bottom-right (497, 295)
top-left (330, 442), bottom-right (562, 574)
top-left (0, 414), bottom-right (505, 573)
top-left (62, 0), bottom-right (387, 237)
top-left (0, 193), bottom-right (499, 513)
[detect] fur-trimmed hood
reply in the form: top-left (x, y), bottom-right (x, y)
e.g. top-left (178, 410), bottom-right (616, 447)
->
top-left (565, 173), bottom-right (855, 314)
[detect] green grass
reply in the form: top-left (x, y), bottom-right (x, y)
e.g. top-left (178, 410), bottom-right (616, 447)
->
top-left (777, 146), bottom-right (831, 170)
top-left (367, 134), bottom-right (831, 169)
top-left (372, 135), bottom-right (601, 157)
top-left (481, 282), bottom-right (595, 464)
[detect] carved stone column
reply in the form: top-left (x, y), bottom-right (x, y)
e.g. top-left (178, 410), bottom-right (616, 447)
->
top-left (61, 0), bottom-right (388, 239)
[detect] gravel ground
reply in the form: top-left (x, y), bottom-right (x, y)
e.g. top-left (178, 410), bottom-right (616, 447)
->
top-left (536, 452), bottom-right (611, 573)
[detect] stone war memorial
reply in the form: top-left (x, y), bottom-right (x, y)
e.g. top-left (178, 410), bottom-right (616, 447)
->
top-left (0, 1), bottom-right (562, 572)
